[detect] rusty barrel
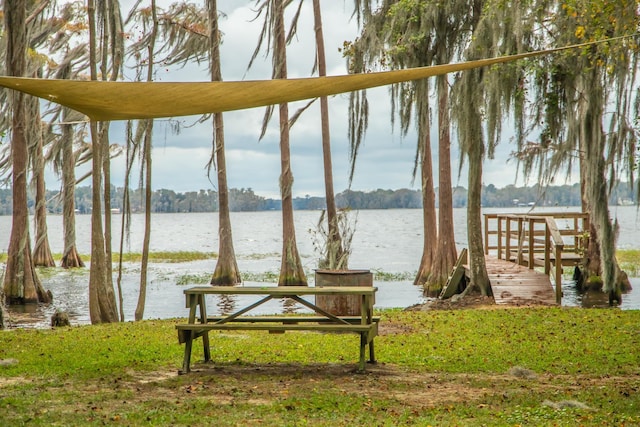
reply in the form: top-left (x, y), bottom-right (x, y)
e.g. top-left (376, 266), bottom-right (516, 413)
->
top-left (314, 269), bottom-right (373, 316)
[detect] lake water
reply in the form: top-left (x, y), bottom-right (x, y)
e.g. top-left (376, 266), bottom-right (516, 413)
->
top-left (1, 206), bottom-right (639, 328)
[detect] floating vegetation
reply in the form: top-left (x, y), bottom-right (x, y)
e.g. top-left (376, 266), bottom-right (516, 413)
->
top-left (240, 252), bottom-right (280, 260)
top-left (176, 273), bottom-right (211, 286)
top-left (239, 271), bottom-right (281, 282)
top-left (117, 251), bottom-right (217, 263)
top-left (370, 269), bottom-right (416, 281)
top-left (616, 249), bottom-right (640, 277)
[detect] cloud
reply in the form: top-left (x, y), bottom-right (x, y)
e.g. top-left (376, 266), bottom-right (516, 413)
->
top-left (47, 1), bottom-right (526, 197)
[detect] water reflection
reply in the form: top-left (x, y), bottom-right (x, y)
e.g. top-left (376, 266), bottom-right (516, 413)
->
top-left (561, 279), bottom-right (640, 309)
top-left (4, 271), bottom-right (638, 330)
top-left (215, 295), bottom-right (237, 315)
top-left (282, 297), bottom-right (304, 314)
top-left (580, 290), bottom-right (613, 308)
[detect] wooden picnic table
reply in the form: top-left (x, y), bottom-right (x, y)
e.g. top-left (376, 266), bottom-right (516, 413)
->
top-left (176, 285), bottom-right (379, 374)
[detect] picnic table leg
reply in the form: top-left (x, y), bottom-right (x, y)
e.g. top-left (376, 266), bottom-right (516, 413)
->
top-left (180, 330), bottom-right (194, 374)
top-left (368, 339), bottom-right (376, 364)
top-left (358, 333), bottom-right (367, 373)
top-left (198, 294), bottom-right (211, 363)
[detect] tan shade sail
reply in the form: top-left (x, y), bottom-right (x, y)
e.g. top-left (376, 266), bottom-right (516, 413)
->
top-left (0, 38), bottom-right (626, 121)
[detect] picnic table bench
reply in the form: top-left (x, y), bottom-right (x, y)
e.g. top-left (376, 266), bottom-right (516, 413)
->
top-left (176, 285), bottom-right (379, 374)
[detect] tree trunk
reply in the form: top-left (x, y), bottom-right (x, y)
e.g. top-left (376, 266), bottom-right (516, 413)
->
top-left (3, 0), bottom-right (52, 306)
top-left (88, 0), bottom-right (118, 323)
top-left (426, 75), bottom-right (457, 293)
top-left (579, 69), bottom-right (620, 305)
top-left (135, 0), bottom-right (159, 320)
top-left (209, 0), bottom-right (241, 286)
top-left (577, 150), bottom-right (630, 294)
top-left (467, 126), bottom-right (491, 296)
top-left (31, 95), bottom-right (55, 268)
top-left (414, 84), bottom-right (437, 286)
top-left (101, 125), bottom-right (115, 299)
top-left (135, 119), bottom-right (153, 320)
top-left (60, 107), bottom-right (85, 269)
top-left (312, 0), bottom-right (344, 269)
top-left (275, 0), bottom-right (306, 286)
top-left (0, 292), bottom-right (6, 329)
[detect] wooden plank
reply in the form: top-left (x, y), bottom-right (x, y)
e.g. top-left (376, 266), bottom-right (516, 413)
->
top-left (176, 323), bottom-right (376, 333)
top-left (205, 316), bottom-right (381, 324)
top-left (184, 286), bottom-right (377, 297)
top-left (440, 248), bottom-right (468, 299)
top-left (484, 255), bottom-right (557, 305)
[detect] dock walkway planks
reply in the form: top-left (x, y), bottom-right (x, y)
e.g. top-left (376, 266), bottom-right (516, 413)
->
top-left (484, 256), bottom-right (558, 305)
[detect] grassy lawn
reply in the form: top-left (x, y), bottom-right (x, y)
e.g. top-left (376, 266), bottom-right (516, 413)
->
top-left (1, 307), bottom-right (639, 426)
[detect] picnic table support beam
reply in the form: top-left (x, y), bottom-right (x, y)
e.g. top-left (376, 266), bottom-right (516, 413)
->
top-left (176, 286), bottom-right (379, 374)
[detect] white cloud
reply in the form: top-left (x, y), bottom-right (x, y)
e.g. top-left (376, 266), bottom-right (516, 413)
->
top-left (47, 0), bottom-right (526, 197)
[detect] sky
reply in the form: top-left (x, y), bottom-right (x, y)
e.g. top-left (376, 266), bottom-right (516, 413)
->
top-left (49, 0), bottom-right (535, 198)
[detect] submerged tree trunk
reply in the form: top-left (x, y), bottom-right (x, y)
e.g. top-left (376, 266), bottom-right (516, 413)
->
top-left (3, 0), bottom-right (52, 306)
top-left (467, 128), bottom-right (491, 296)
top-left (312, 0), bottom-right (344, 269)
top-left (87, 0), bottom-right (118, 323)
top-left (135, 0), bottom-right (159, 320)
top-left (274, 0), bottom-right (306, 286)
top-left (135, 119), bottom-right (153, 320)
top-left (209, 0), bottom-right (241, 286)
top-left (60, 107), bottom-right (84, 269)
top-left (88, 120), bottom-right (119, 323)
top-left (426, 75), bottom-right (457, 292)
top-left (31, 95), bottom-right (55, 268)
top-left (579, 69), bottom-right (620, 305)
top-left (414, 89), bottom-right (437, 286)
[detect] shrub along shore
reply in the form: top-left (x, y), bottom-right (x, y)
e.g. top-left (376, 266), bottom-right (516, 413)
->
top-left (0, 307), bottom-right (639, 426)
top-left (1, 248), bottom-right (639, 277)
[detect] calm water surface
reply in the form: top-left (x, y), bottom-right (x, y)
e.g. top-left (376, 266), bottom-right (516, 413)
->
top-left (1, 207), bottom-right (639, 328)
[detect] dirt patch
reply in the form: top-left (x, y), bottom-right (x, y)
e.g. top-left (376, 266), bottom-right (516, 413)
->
top-left (406, 291), bottom-right (557, 311)
top-left (407, 294), bottom-right (497, 311)
top-left (0, 376), bottom-right (25, 388)
top-left (111, 363), bottom-right (640, 411)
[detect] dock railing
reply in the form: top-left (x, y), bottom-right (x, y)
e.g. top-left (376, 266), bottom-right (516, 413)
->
top-left (483, 212), bottom-right (590, 303)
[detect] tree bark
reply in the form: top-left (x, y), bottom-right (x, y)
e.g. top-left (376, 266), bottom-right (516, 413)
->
top-left (60, 107), bottom-right (85, 269)
top-left (87, 0), bottom-right (118, 323)
top-left (467, 127), bottom-right (491, 296)
top-left (30, 95), bottom-right (55, 268)
top-left (579, 69), bottom-right (620, 305)
top-left (0, 291), bottom-right (6, 329)
top-left (3, 0), bottom-right (51, 305)
top-left (426, 75), bottom-right (457, 293)
top-left (274, 0), bottom-right (306, 286)
top-left (414, 84), bottom-right (437, 286)
top-left (134, 0), bottom-right (160, 320)
top-left (135, 119), bottom-right (153, 320)
top-left (312, 0), bottom-right (344, 269)
top-left (209, 0), bottom-right (241, 286)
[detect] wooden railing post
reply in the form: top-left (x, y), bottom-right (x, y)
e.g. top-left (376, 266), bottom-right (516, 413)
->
top-left (484, 214), bottom-right (489, 255)
top-left (544, 226), bottom-right (551, 275)
top-left (504, 217), bottom-right (511, 261)
top-left (545, 217), bottom-right (564, 305)
top-left (516, 217), bottom-right (525, 265)
top-left (527, 217), bottom-right (535, 269)
top-left (555, 245), bottom-right (563, 304)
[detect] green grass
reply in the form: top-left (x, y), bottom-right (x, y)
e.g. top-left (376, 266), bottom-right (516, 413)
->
top-left (1, 307), bottom-right (639, 426)
top-left (617, 248), bottom-right (640, 276)
top-left (113, 251), bottom-right (217, 263)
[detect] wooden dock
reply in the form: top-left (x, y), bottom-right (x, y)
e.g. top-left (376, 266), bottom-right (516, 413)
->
top-left (441, 212), bottom-right (589, 305)
top-left (485, 256), bottom-right (557, 305)
top-left (482, 211), bottom-right (590, 305)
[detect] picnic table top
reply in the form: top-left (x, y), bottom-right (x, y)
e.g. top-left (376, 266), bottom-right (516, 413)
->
top-left (183, 285), bottom-right (377, 297)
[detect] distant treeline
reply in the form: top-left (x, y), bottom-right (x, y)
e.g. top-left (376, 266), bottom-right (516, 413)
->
top-left (0, 182), bottom-right (636, 215)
